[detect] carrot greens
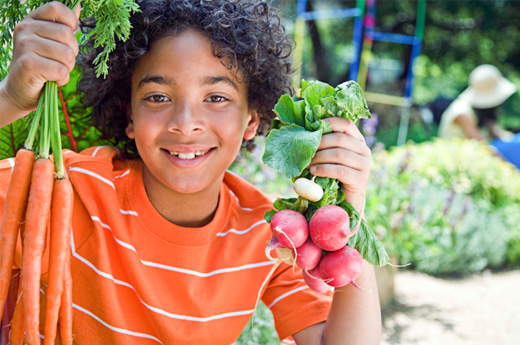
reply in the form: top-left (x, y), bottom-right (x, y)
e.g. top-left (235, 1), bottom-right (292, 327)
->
top-left (0, 1), bottom-right (139, 342)
top-left (0, 0), bottom-right (139, 79)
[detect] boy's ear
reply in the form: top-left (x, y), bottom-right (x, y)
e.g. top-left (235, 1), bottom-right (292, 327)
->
top-left (243, 110), bottom-right (260, 140)
top-left (125, 111), bottom-right (135, 139)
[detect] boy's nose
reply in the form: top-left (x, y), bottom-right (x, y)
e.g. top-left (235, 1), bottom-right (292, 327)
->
top-left (167, 101), bottom-right (205, 134)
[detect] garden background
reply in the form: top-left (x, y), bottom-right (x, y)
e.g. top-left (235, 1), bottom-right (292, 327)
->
top-left (1, 0), bottom-right (519, 344)
top-left (233, 0), bottom-right (520, 344)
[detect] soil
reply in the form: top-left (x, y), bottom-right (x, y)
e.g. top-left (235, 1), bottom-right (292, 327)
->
top-left (381, 269), bottom-right (520, 345)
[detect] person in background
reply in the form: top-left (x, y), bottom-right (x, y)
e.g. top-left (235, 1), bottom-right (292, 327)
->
top-left (438, 64), bottom-right (517, 141)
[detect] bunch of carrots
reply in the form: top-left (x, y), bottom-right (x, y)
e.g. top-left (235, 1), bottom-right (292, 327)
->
top-left (0, 6), bottom-right (78, 342)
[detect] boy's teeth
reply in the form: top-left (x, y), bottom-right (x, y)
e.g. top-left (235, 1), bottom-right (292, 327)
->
top-left (168, 150), bottom-right (206, 159)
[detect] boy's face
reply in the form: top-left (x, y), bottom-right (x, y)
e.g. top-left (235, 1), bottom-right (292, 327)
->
top-left (126, 30), bottom-right (259, 196)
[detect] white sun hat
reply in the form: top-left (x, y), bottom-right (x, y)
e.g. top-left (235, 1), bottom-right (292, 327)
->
top-left (459, 64), bottom-right (517, 109)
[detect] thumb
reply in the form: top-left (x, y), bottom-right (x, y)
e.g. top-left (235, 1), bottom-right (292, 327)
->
top-left (73, 1), bottom-right (81, 21)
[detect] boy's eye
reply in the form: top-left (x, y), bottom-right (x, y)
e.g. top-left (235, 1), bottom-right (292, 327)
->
top-left (145, 94), bottom-right (169, 103)
top-left (206, 95), bottom-right (228, 103)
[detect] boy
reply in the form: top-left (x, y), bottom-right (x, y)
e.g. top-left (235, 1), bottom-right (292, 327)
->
top-left (0, 1), bottom-right (380, 344)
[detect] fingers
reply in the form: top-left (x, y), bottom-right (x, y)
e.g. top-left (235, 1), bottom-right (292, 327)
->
top-left (18, 53), bottom-right (73, 87)
top-left (309, 117), bottom-right (371, 201)
top-left (317, 131), bottom-right (371, 157)
top-left (73, 2), bottom-right (82, 21)
top-left (311, 146), bottom-right (369, 172)
top-left (15, 21), bottom-right (78, 70)
top-left (322, 117), bottom-right (365, 142)
top-left (27, 1), bottom-right (80, 32)
top-left (310, 162), bottom-right (369, 190)
top-left (8, 1), bottom-right (81, 109)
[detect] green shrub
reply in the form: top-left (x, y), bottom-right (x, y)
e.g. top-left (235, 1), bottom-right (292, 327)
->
top-left (366, 138), bottom-right (520, 275)
top-left (236, 303), bottom-right (279, 345)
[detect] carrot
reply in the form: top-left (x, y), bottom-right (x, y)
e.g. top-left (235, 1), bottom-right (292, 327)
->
top-left (43, 177), bottom-right (73, 345)
top-left (59, 252), bottom-right (73, 345)
top-left (21, 158), bottom-right (55, 345)
top-left (0, 148), bottom-right (35, 321)
top-left (9, 282), bottom-right (24, 345)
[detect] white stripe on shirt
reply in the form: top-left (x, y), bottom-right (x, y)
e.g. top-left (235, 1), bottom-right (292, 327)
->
top-left (73, 303), bottom-right (164, 344)
top-left (69, 167), bottom-right (115, 190)
top-left (7, 157), bottom-right (14, 171)
top-left (113, 169), bottom-right (130, 180)
top-left (120, 209), bottom-right (138, 216)
top-left (228, 189), bottom-right (254, 211)
top-left (91, 216), bottom-right (138, 253)
top-left (91, 146), bottom-right (109, 157)
top-left (72, 250), bottom-right (257, 323)
top-left (216, 220), bottom-right (266, 237)
top-left (90, 215), bottom-right (274, 277)
top-left (268, 286), bottom-right (309, 308)
top-left (142, 260), bottom-right (275, 277)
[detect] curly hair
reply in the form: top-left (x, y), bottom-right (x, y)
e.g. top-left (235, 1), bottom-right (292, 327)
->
top-left (77, 0), bottom-right (294, 158)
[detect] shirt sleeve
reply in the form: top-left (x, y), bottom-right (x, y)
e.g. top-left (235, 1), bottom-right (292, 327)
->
top-left (262, 262), bottom-right (332, 341)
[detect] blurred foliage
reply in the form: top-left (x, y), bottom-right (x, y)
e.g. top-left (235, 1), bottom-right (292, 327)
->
top-left (275, 0), bottom-right (520, 148)
top-left (277, 0), bottom-right (520, 101)
top-left (231, 137), bottom-right (295, 198)
top-left (366, 138), bottom-right (520, 275)
top-left (236, 302), bottom-right (280, 345)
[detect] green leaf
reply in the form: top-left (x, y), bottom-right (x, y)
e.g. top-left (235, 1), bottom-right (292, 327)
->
top-left (273, 94), bottom-right (296, 124)
top-left (335, 81), bottom-right (371, 121)
top-left (262, 124), bottom-right (322, 178)
top-left (312, 104), bottom-right (334, 121)
top-left (264, 209), bottom-right (277, 223)
top-left (293, 100), bottom-right (306, 127)
top-left (347, 220), bottom-right (389, 267)
top-left (320, 96), bottom-right (339, 116)
top-left (273, 95), bottom-right (306, 127)
top-left (0, 116), bottom-right (31, 159)
top-left (273, 197), bottom-right (299, 211)
top-left (269, 118), bottom-right (283, 131)
top-left (309, 177), bottom-right (339, 208)
top-left (302, 80), bottom-right (335, 109)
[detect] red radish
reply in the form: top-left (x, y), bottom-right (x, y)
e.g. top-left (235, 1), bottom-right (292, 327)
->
top-left (319, 246), bottom-right (363, 288)
top-left (270, 210), bottom-right (309, 249)
top-left (303, 266), bottom-right (333, 294)
top-left (292, 238), bottom-right (322, 270)
top-left (309, 205), bottom-right (351, 251)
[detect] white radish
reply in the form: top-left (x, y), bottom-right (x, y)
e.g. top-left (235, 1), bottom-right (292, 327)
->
top-left (293, 177), bottom-right (323, 202)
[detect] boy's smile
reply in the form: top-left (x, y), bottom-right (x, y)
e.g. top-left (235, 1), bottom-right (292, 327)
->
top-left (126, 30), bottom-right (259, 226)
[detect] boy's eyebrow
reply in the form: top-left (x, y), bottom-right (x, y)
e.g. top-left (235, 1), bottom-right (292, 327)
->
top-left (137, 75), bottom-right (174, 89)
top-left (203, 76), bottom-right (238, 91)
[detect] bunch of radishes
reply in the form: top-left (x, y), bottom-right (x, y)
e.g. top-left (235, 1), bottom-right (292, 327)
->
top-left (262, 80), bottom-right (388, 293)
top-left (265, 178), bottom-right (364, 293)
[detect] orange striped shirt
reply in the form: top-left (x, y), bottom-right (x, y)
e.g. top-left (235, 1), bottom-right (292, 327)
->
top-left (0, 146), bottom-right (331, 344)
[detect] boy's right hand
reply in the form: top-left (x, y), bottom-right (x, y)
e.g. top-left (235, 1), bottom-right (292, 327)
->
top-left (0, 1), bottom-right (80, 118)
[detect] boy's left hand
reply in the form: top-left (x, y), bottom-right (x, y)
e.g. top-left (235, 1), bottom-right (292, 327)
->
top-left (308, 117), bottom-right (371, 212)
